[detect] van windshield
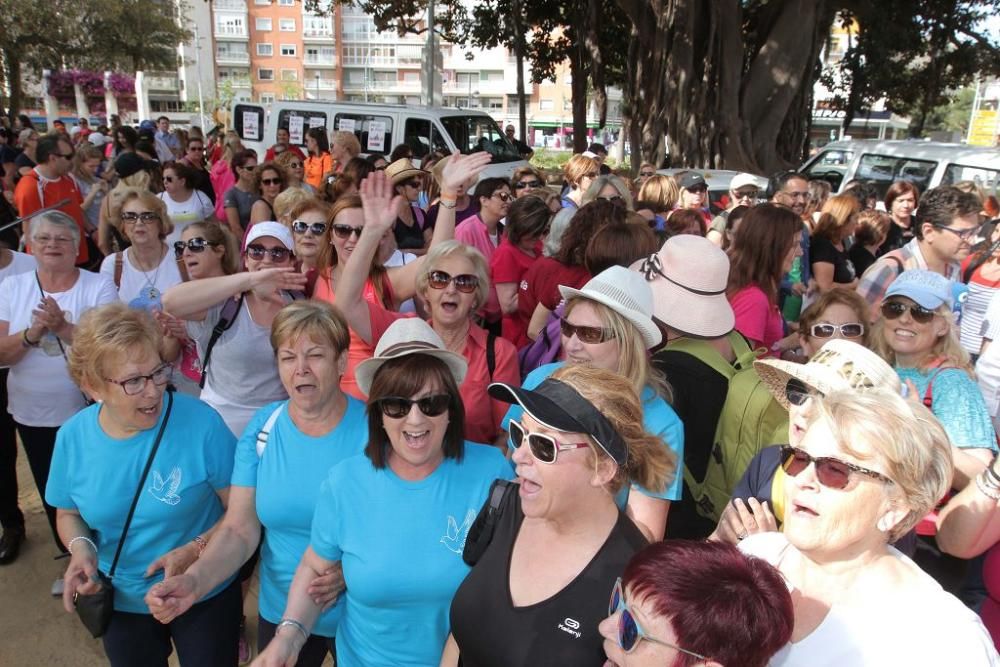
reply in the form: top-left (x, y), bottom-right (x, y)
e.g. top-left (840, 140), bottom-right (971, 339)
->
top-left (439, 115), bottom-right (522, 164)
top-left (943, 164), bottom-right (1000, 196)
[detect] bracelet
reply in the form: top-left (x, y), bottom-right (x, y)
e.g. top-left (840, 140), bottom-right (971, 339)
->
top-left (67, 536), bottom-right (98, 556)
top-left (191, 535), bottom-right (208, 557)
top-left (987, 459), bottom-right (1000, 486)
top-left (976, 471), bottom-right (1000, 501)
top-left (439, 198), bottom-right (457, 210)
top-left (21, 329), bottom-right (40, 348)
top-left (277, 618), bottom-right (309, 644)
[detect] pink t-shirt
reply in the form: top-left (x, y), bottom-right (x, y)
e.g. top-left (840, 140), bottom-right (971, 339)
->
top-left (455, 215), bottom-right (502, 323)
top-left (728, 284), bottom-right (784, 353)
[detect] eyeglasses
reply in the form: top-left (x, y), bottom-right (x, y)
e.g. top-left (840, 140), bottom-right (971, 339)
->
top-left (560, 319), bottom-right (615, 344)
top-left (514, 180), bottom-right (542, 189)
top-left (188, 145), bottom-right (204, 152)
top-left (245, 244), bottom-right (291, 262)
top-left (639, 171), bottom-right (655, 178)
top-left (880, 300), bottom-right (937, 325)
top-left (784, 378), bottom-right (817, 407)
top-left (292, 220), bottom-right (328, 235)
top-left (427, 270), bottom-right (479, 293)
top-left (287, 162), bottom-right (302, 169)
top-left (492, 192), bottom-right (514, 203)
top-left (933, 223), bottom-right (982, 242)
top-left (56, 151), bottom-right (74, 160)
top-left (608, 578), bottom-right (707, 659)
top-left (33, 234), bottom-right (76, 245)
top-left (162, 176), bottom-right (175, 183)
top-left (809, 322), bottom-right (865, 339)
top-left (734, 189), bottom-right (759, 199)
top-left (508, 420), bottom-right (589, 464)
top-left (261, 177), bottom-right (282, 186)
top-left (377, 393), bottom-right (451, 418)
top-left (242, 164), bottom-right (256, 172)
top-left (598, 194), bottom-right (624, 203)
top-left (173, 237), bottom-right (219, 258)
top-left (121, 211), bottom-right (160, 225)
top-left (105, 363), bottom-right (173, 396)
top-left (332, 223), bottom-right (364, 239)
top-left (779, 445), bottom-right (893, 490)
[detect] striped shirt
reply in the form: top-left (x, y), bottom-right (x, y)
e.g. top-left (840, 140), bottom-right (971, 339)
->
top-left (960, 265), bottom-right (1000, 355)
top-left (857, 239), bottom-right (960, 315)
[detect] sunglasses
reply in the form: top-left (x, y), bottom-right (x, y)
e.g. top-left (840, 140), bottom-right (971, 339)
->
top-left (560, 319), bottom-right (615, 344)
top-left (514, 180), bottom-right (542, 189)
top-left (261, 177), bottom-right (282, 186)
top-left (377, 393), bottom-right (450, 419)
top-left (809, 322), bottom-right (865, 339)
top-left (427, 270), bottom-right (479, 293)
top-left (242, 165), bottom-right (256, 171)
top-left (287, 162), bottom-right (302, 168)
top-left (609, 578), bottom-right (707, 659)
top-left (121, 211), bottom-right (160, 224)
top-left (162, 176), bottom-right (175, 183)
top-left (292, 220), bottom-right (327, 235)
top-left (492, 192), bottom-right (514, 203)
top-left (639, 171), bottom-right (655, 178)
top-left (332, 223), bottom-right (364, 239)
top-left (401, 179), bottom-right (421, 188)
top-left (598, 194), bottom-right (624, 203)
top-left (246, 244), bottom-right (291, 262)
top-left (173, 237), bottom-right (219, 258)
top-left (734, 189), bottom-right (759, 199)
top-left (784, 378), bottom-right (817, 407)
top-left (686, 186), bottom-right (708, 193)
top-left (188, 145), bottom-right (204, 151)
top-left (779, 445), bottom-right (893, 490)
top-left (880, 300), bottom-right (937, 325)
top-left (508, 420), bottom-right (589, 464)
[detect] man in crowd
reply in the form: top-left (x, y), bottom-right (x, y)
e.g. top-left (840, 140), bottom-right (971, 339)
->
top-left (504, 124), bottom-right (534, 160)
top-left (178, 136), bottom-right (217, 204)
top-left (264, 127), bottom-right (306, 162)
top-left (156, 115), bottom-right (181, 159)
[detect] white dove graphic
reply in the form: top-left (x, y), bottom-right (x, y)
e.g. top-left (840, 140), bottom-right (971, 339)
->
top-left (149, 467), bottom-right (183, 506)
top-left (440, 509), bottom-right (476, 554)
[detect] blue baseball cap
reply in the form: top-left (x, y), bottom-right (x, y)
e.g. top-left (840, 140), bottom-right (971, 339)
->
top-left (883, 269), bottom-right (953, 310)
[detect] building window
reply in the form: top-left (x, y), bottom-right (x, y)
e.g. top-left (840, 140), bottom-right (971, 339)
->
top-left (281, 69), bottom-right (298, 81)
top-left (279, 0), bottom-right (294, 4)
top-left (279, 18), bottom-right (295, 31)
top-left (258, 68), bottom-right (274, 81)
top-left (486, 97), bottom-right (503, 110)
top-left (480, 70), bottom-right (504, 82)
top-left (261, 94), bottom-right (276, 104)
top-left (280, 44), bottom-right (296, 57)
top-left (539, 99), bottom-right (554, 111)
top-left (255, 18), bottom-right (272, 31)
top-left (256, 43), bottom-right (273, 56)
top-left (254, 0), bottom-right (271, 4)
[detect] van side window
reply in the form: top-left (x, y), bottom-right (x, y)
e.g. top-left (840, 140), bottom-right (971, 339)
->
top-left (403, 118), bottom-right (448, 159)
top-left (803, 149), bottom-right (852, 191)
top-left (234, 104), bottom-right (266, 143)
top-left (333, 114), bottom-right (393, 154)
top-left (857, 154), bottom-right (936, 197)
top-left (276, 110), bottom-right (327, 147)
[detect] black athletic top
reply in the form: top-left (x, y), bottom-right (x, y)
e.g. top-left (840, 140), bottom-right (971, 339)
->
top-left (450, 488), bottom-right (647, 667)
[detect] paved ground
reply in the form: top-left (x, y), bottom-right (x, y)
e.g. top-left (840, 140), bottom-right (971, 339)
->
top-left (0, 441), bottom-right (288, 666)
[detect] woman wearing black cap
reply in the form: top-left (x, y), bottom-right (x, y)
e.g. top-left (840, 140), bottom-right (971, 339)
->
top-left (443, 364), bottom-right (675, 666)
top-left (96, 151), bottom-right (158, 254)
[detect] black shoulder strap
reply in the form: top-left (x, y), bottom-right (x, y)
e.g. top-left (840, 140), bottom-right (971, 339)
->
top-left (109, 391), bottom-right (173, 577)
top-left (199, 294), bottom-right (244, 389)
top-left (462, 478), bottom-right (515, 566)
top-left (486, 331), bottom-right (497, 381)
top-left (886, 254), bottom-right (904, 276)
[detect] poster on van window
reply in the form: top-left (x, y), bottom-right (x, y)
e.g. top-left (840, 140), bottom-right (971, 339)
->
top-left (368, 121), bottom-right (386, 152)
top-left (308, 116), bottom-right (325, 130)
top-left (338, 118), bottom-right (356, 133)
top-left (243, 112), bottom-right (260, 141)
top-left (288, 115), bottom-right (304, 144)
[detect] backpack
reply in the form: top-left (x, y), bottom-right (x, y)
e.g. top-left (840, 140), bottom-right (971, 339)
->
top-left (666, 331), bottom-right (789, 523)
top-left (517, 301), bottom-right (565, 380)
top-left (255, 402), bottom-right (285, 457)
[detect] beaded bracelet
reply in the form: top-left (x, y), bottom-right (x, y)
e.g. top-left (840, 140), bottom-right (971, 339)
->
top-left (191, 535), bottom-right (208, 558)
top-left (976, 471), bottom-right (1000, 501)
top-left (67, 536), bottom-right (98, 556)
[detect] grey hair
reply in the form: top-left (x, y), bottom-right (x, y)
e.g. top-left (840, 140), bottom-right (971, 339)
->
top-left (581, 175), bottom-right (633, 209)
top-left (30, 210), bottom-right (81, 247)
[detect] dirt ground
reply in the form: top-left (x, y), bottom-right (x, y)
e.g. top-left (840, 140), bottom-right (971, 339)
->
top-left (0, 440), bottom-right (278, 667)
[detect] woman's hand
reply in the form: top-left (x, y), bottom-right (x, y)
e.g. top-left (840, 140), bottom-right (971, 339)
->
top-left (359, 170), bottom-right (404, 237)
top-left (439, 152), bottom-right (493, 193)
top-left (249, 267), bottom-right (309, 302)
top-left (145, 573), bottom-right (200, 624)
top-left (306, 562), bottom-right (345, 610)
top-left (62, 547), bottom-right (103, 614)
top-left (709, 498), bottom-right (778, 545)
top-left (145, 541), bottom-right (200, 580)
top-left (33, 297), bottom-right (69, 339)
top-left (252, 631), bottom-right (302, 667)
top-left (153, 309), bottom-right (189, 341)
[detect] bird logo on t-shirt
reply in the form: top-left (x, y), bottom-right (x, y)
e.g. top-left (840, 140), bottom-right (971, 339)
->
top-left (149, 467), bottom-right (183, 506)
top-left (440, 509), bottom-right (476, 554)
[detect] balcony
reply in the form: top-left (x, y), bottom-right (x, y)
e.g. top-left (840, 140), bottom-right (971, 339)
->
top-left (147, 75), bottom-right (181, 92)
top-left (303, 27), bottom-right (334, 41)
top-left (213, 0), bottom-right (247, 10)
top-left (307, 77), bottom-right (338, 90)
top-left (214, 23), bottom-right (248, 39)
top-left (216, 51), bottom-right (250, 65)
top-left (304, 55), bottom-right (336, 68)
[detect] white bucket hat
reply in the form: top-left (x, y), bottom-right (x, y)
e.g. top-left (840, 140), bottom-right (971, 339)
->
top-left (632, 235), bottom-right (735, 338)
top-left (355, 319), bottom-right (468, 396)
top-left (755, 339), bottom-right (901, 410)
top-left (559, 266), bottom-right (661, 348)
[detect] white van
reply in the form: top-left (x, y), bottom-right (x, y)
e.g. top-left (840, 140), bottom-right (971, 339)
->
top-left (231, 101), bottom-right (528, 181)
top-left (800, 139), bottom-right (1000, 198)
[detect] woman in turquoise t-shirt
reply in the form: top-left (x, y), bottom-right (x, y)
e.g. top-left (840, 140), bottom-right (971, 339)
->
top-left (256, 319), bottom-right (511, 667)
top-left (48, 303), bottom-right (239, 666)
top-left (146, 300), bottom-right (368, 666)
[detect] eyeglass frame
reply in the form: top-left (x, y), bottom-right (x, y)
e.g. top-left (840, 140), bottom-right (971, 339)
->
top-left (427, 270), bottom-right (480, 294)
top-left (808, 322), bottom-right (865, 339)
top-left (932, 222), bottom-right (983, 242)
top-left (608, 578), bottom-right (708, 659)
top-left (245, 244), bottom-right (291, 262)
top-left (779, 444), bottom-right (894, 489)
top-left (508, 419), bottom-right (590, 464)
top-left (291, 220), bottom-right (328, 236)
top-left (104, 363), bottom-right (173, 396)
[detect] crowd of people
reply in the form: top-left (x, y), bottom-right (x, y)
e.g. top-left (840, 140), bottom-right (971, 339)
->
top-left (2, 113), bottom-right (1000, 667)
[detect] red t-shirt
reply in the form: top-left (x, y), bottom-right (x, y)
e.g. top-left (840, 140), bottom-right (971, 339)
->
top-left (490, 239), bottom-right (539, 347)
top-left (516, 258), bottom-right (590, 343)
top-left (14, 171), bottom-right (88, 264)
top-left (264, 145), bottom-right (306, 162)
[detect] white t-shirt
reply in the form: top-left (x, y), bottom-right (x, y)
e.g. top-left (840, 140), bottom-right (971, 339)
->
top-left (740, 532), bottom-right (1000, 666)
top-left (0, 250), bottom-right (37, 285)
top-left (0, 269), bottom-right (118, 426)
top-left (99, 246), bottom-right (184, 310)
top-left (384, 249), bottom-right (418, 314)
top-left (976, 291), bottom-right (1000, 430)
top-left (158, 190), bottom-right (215, 247)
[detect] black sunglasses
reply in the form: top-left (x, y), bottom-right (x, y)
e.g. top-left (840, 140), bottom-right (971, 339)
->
top-left (174, 237), bottom-right (219, 258)
top-left (261, 177), bottom-right (282, 186)
top-left (514, 180), bottom-right (542, 189)
top-left (880, 300), bottom-right (937, 325)
top-left (784, 378), bottom-right (816, 407)
top-left (560, 319), bottom-right (615, 344)
top-left (377, 393), bottom-right (451, 419)
top-left (246, 244), bottom-right (291, 261)
top-left (292, 220), bottom-right (327, 235)
top-left (332, 223), bottom-right (364, 239)
top-left (779, 445), bottom-right (893, 490)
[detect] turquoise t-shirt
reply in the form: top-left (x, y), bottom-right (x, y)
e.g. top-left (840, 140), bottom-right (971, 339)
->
top-left (311, 444), bottom-right (513, 667)
top-left (46, 393), bottom-right (236, 613)
top-left (897, 367), bottom-right (998, 450)
top-left (230, 397), bottom-right (369, 637)
top-left (501, 362), bottom-right (685, 503)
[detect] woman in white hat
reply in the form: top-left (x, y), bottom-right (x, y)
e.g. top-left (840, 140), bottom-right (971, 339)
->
top-left (384, 157), bottom-right (429, 255)
top-left (161, 221), bottom-right (307, 436)
top-left (502, 265), bottom-right (683, 542)
top-left (254, 318), bottom-right (511, 667)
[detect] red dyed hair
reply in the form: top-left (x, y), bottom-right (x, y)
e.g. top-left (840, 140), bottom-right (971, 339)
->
top-left (622, 540), bottom-right (793, 667)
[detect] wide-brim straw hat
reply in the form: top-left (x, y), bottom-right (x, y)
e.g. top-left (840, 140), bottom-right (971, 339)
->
top-left (558, 265), bottom-right (662, 349)
top-left (355, 319), bottom-right (468, 396)
top-left (384, 158), bottom-right (424, 185)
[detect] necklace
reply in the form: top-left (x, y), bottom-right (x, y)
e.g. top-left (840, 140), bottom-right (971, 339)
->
top-left (130, 245), bottom-right (164, 301)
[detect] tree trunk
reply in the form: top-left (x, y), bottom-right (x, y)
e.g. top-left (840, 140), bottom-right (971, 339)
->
top-left (569, 46), bottom-right (589, 152)
top-left (511, 0), bottom-right (527, 139)
top-left (4, 52), bottom-right (23, 121)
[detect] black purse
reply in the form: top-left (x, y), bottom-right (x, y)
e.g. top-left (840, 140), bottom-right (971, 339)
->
top-left (74, 391), bottom-right (174, 638)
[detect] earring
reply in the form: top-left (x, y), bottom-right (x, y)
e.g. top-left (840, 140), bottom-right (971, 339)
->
top-left (877, 516), bottom-right (892, 533)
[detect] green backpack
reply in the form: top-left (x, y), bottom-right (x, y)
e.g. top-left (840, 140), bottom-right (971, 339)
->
top-left (667, 332), bottom-right (789, 522)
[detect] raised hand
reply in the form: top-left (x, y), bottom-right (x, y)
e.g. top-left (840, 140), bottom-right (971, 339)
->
top-left (440, 152), bottom-right (493, 193)
top-left (708, 497), bottom-right (778, 545)
top-left (359, 169), bottom-right (404, 236)
top-left (153, 310), bottom-right (189, 341)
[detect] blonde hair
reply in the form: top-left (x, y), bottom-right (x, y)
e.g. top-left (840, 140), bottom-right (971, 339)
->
top-left (416, 240), bottom-right (490, 310)
top-left (563, 154), bottom-right (600, 189)
top-left (582, 175), bottom-right (633, 209)
top-left (273, 187), bottom-right (312, 224)
top-left (872, 305), bottom-right (972, 374)
top-left (812, 194), bottom-right (860, 243)
top-left (808, 389), bottom-right (953, 542)
top-left (112, 187), bottom-right (173, 238)
top-left (270, 300), bottom-right (351, 356)
top-left (550, 364), bottom-right (676, 495)
top-left (331, 130), bottom-right (361, 158)
top-left (637, 175), bottom-right (679, 213)
top-left (72, 144), bottom-right (104, 182)
top-left (563, 297), bottom-right (672, 402)
top-left (68, 303), bottom-right (162, 390)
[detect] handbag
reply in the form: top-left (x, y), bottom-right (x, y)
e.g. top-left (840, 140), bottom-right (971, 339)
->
top-left (74, 390), bottom-right (174, 638)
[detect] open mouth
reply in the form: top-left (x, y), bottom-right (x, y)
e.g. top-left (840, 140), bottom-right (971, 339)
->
top-left (403, 430), bottom-right (430, 449)
top-left (893, 328), bottom-right (917, 339)
top-left (138, 405), bottom-right (159, 416)
top-left (518, 475), bottom-right (542, 496)
top-left (792, 502), bottom-right (819, 518)
top-left (294, 383), bottom-right (317, 394)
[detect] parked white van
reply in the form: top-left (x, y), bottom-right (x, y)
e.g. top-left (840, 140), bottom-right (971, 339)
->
top-left (800, 139), bottom-right (1000, 197)
top-left (230, 101), bottom-right (528, 181)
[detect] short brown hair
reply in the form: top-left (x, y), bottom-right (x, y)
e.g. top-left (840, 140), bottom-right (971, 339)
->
top-left (113, 187), bottom-right (173, 239)
top-left (182, 221), bottom-right (240, 275)
top-left (505, 195), bottom-right (551, 245)
top-left (563, 154), bottom-right (600, 188)
top-left (854, 209), bottom-right (891, 247)
top-left (584, 220), bottom-right (658, 275)
top-left (364, 355), bottom-right (466, 468)
top-left (270, 300), bottom-right (350, 357)
top-left (254, 161), bottom-right (287, 192)
top-left (554, 200), bottom-right (622, 267)
top-left (797, 288), bottom-right (871, 347)
top-left (69, 303), bottom-right (162, 391)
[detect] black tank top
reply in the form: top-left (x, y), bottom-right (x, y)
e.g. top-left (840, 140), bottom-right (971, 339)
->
top-left (450, 488), bottom-right (647, 666)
